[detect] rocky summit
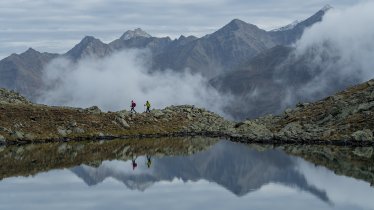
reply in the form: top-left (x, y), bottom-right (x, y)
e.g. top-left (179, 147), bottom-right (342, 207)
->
top-left (0, 79), bottom-right (374, 146)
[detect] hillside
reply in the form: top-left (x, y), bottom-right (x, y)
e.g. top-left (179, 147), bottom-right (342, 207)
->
top-left (235, 79), bottom-right (374, 143)
top-left (0, 88), bottom-right (233, 145)
top-left (0, 78), bottom-right (373, 145)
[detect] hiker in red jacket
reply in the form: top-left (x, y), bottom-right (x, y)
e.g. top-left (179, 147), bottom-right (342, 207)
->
top-left (130, 100), bottom-right (137, 113)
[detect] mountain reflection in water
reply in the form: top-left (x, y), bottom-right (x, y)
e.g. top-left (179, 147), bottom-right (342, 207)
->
top-left (0, 139), bottom-right (374, 210)
top-left (71, 141), bottom-right (329, 202)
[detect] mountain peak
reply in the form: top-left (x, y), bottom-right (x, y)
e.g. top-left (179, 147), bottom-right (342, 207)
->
top-left (65, 35), bottom-right (110, 60)
top-left (80, 36), bottom-right (99, 44)
top-left (18, 48), bottom-right (41, 57)
top-left (23, 48), bottom-right (39, 54)
top-left (228, 19), bottom-right (248, 27)
top-left (120, 28), bottom-right (151, 40)
top-left (216, 18), bottom-right (260, 34)
top-left (321, 4), bottom-right (333, 12)
top-left (74, 36), bottom-right (105, 49)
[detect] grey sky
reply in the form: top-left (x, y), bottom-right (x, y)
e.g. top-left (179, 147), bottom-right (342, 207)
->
top-left (0, 0), bottom-right (365, 58)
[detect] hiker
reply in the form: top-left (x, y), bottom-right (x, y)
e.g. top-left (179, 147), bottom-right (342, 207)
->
top-left (146, 155), bottom-right (152, 168)
top-left (130, 100), bottom-right (137, 113)
top-left (144, 100), bottom-right (151, 113)
top-left (132, 156), bottom-right (138, 170)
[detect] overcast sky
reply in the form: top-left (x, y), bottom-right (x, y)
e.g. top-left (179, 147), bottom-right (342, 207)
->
top-left (0, 0), bottom-right (365, 59)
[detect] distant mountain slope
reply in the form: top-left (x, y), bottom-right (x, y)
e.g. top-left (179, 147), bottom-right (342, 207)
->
top-left (65, 36), bottom-right (113, 61)
top-left (109, 28), bottom-right (173, 54)
top-left (0, 48), bottom-right (58, 99)
top-left (210, 45), bottom-right (294, 119)
top-left (152, 19), bottom-right (277, 77)
top-left (211, 41), bottom-right (361, 120)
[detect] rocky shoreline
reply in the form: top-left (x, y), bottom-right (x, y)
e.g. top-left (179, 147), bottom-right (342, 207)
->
top-left (1, 79), bottom-right (374, 146)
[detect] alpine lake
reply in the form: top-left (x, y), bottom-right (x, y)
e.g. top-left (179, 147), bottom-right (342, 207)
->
top-left (0, 137), bottom-right (373, 210)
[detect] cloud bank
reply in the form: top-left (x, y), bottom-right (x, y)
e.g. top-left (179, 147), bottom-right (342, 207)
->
top-left (279, 1), bottom-right (374, 107)
top-left (301, 2), bottom-right (374, 78)
top-left (38, 50), bottom-right (232, 116)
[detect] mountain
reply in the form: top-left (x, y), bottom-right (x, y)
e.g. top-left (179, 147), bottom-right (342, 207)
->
top-left (65, 36), bottom-right (113, 61)
top-left (0, 6), bottom-right (331, 111)
top-left (109, 28), bottom-right (173, 54)
top-left (151, 5), bottom-right (332, 78)
top-left (152, 19), bottom-right (277, 78)
top-left (70, 140), bottom-right (329, 202)
top-left (0, 48), bottom-right (58, 99)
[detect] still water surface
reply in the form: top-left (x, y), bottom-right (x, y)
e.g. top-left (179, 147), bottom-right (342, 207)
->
top-left (0, 139), bottom-right (373, 210)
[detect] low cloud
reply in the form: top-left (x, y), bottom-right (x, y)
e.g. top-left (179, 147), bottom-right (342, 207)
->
top-left (38, 50), bottom-right (232, 117)
top-left (277, 1), bottom-right (374, 107)
top-left (297, 2), bottom-right (374, 86)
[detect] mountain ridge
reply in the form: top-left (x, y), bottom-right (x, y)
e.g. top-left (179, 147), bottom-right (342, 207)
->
top-left (0, 6), bottom-right (335, 120)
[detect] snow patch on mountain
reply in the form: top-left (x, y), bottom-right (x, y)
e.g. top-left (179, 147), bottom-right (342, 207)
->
top-left (271, 20), bottom-right (300, 32)
top-left (120, 28), bottom-right (151, 40)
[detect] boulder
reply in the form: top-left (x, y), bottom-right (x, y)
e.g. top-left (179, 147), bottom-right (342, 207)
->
top-left (57, 127), bottom-right (72, 137)
top-left (0, 127), bottom-right (10, 133)
top-left (152, 110), bottom-right (165, 118)
top-left (351, 129), bottom-right (373, 141)
top-left (11, 131), bottom-right (24, 139)
top-left (276, 122), bottom-right (310, 140)
top-left (284, 108), bottom-right (293, 114)
top-left (115, 117), bottom-right (130, 129)
top-left (57, 143), bottom-right (70, 153)
top-left (16, 147), bottom-right (24, 154)
top-left (69, 121), bottom-right (77, 127)
top-left (116, 110), bottom-right (131, 118)
top-left (85, 106), bottom-right (102, 114)
top-left (0, 135), bottom-right (6, 145)
top-left (353, 147), bottom-right (373, 158)
top-left (24, 133), bottom-right (36, 140)
top-left (73, 127), bottom-right (85, 134)
top-left (357, 102), bottom-right (374, 112)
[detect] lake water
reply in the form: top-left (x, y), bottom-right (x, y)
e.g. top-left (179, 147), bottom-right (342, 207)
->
top-left (0, 138), bottom-right (373, 210)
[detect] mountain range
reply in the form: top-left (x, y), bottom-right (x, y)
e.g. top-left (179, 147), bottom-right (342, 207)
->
top-left (0, 5), bottom-right (338, 119)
